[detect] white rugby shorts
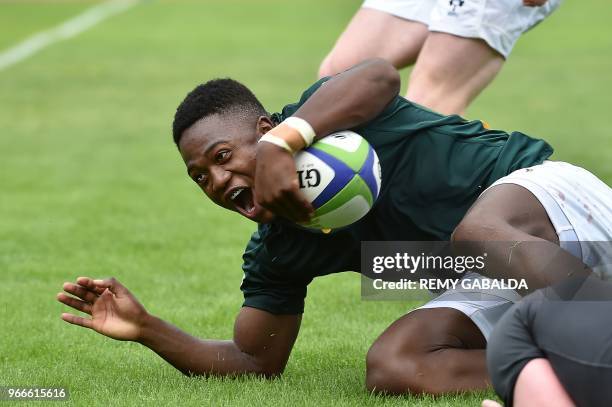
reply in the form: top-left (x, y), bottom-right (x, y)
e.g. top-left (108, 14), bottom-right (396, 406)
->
top-left (362, 0), bottom-right (561, 58)
top-left (488, 161), bottom-right (612, 275)
top-left (417, 161), bottom-right (612, 339)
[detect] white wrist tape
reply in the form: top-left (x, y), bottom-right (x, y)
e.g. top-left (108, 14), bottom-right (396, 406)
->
top-left (284, 116), bottom-right (316, 147)
top-left (259, 133), bottom-right (293, 153)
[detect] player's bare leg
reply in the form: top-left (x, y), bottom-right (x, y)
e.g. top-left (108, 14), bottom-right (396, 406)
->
top-left (452, 183), bottom-right (590, 289)
top-left (318, 8), bottom-right (428, 78)
top-left (366, 308), bottom-right (488, 394)
top-left (406, 32), bottom-right (505, 115)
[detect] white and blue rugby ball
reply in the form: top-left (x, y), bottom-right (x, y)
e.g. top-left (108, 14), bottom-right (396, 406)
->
top-left (294, 131), bottom-right (381, 230)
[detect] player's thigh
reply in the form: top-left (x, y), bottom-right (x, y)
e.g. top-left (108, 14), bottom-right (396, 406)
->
top-left (406, 32), bottom-right (504, 113)
top-left (319, 8), bottom-right (428, 77)
top-left (456, 182), bottom-right (558, 244)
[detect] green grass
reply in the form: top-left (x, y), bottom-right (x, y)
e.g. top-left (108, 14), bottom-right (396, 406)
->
top-left (0, 0), bottom-right (610, 405)
top-left (0, 2), bottom-right (96, 50)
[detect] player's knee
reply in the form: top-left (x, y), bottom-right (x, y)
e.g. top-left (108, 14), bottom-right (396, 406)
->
top-left (365, 340), bottom-right (426, 394)
top-left (451, 220), bottom-right (472, 243)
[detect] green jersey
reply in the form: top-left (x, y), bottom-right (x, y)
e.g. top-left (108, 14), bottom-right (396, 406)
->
top-left (240, 78), bottom-right (553, 315)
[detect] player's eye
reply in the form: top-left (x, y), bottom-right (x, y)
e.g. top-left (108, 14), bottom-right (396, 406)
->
top-left (194, 174), bottom-right (208, 186)
top-left (215, 150), bottom-right (230, 164)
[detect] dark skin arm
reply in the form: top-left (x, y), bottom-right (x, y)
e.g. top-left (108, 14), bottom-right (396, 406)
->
top-left (295, 58), bottom-right (401, 138)
top-left (57, 277), bottom-right (301, 377)
top-left (255, 58), bottom-right (400, 222)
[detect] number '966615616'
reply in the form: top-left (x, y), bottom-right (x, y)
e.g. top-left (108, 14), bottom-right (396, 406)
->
top-left (1, 387), bottom-right (69, 400)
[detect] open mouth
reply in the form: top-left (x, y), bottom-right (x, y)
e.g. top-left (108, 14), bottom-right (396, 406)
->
top-left (228, 187), bottom-right (256, 218)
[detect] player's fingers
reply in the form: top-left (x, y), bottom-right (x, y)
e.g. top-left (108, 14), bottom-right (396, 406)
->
top-left (76, 277), bottom-right (106, 295)
top-left (63, 282), bottom-right (98, 303)
top-left (266, 192), bottom-right (303, 222)
top-left (286, 202), bottom-right (310, 223)
top-left (61, 313), bottom-right (93, 329)
top-left (256, 192), bottom-right (291, 219)
top-left (57, 293), bottom-right (93, 314)
top-left (277, 202), bottom-right (303, 222)
top-left (298, 192), bottom-right (314, 214)
top-left (266, 201), bottom-right (295, 222)
top-left (92, 277), bottom-right (128, 296)
top-left (283, 189), bottom-right (313, 222)
top-left (284, 201), bottom-right (311, 223)
top-left (289, 177), bottom-right (314, 213)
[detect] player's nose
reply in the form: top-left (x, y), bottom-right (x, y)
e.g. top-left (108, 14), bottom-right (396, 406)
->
top-left (210, 166), bottom-right (231, 197)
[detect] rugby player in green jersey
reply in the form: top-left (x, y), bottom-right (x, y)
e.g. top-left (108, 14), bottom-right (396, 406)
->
top-left (57, 59), bottom-right (612, 395)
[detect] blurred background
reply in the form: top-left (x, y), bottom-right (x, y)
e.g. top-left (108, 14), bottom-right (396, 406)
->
top-left (1, 0), bottom-right (610, 405)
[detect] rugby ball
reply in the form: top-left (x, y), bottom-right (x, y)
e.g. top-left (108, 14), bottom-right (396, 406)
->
top-left (294, 131), bottom-right (381, 230)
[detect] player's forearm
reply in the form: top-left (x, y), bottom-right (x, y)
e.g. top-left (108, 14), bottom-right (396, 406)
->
top-left (137, 314), bottom-right (268, 377)
top-left (295, 58), bottom-right (400, 138)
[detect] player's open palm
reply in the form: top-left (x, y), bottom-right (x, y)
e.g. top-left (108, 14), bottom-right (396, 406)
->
top-left (57, 277), bottom-right (148, 341)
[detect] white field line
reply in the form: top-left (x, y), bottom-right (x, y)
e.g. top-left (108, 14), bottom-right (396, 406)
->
top-left (0, 0), bottom-right (140, 71)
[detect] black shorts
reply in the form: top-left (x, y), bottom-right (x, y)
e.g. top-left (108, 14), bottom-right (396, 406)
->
top-left (487, 276), bottom-right (612, 407)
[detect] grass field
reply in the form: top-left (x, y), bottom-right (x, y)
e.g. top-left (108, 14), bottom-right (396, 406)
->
top-left (1, 0), bottom-right (611, 405)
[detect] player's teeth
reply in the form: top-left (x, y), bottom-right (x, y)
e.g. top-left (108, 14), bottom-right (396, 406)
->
top-left (230, 188), bottom-right (244, 201)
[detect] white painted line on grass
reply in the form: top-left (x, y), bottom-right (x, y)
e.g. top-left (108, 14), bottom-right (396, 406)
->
top-left (0, 0), bottom-right (140, 71)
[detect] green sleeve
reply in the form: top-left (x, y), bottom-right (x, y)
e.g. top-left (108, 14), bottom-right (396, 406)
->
top-left (240, 226), bottom-right (308, 315)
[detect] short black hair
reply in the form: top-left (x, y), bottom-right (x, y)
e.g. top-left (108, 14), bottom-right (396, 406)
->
top-left (172, 78), bottom-right (267, 145)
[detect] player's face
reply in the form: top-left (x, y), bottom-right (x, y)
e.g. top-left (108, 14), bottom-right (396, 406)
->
top-left (178, 113), bottom-right (275, 223)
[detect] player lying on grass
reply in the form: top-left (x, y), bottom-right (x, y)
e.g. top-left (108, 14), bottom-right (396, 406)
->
top-left (57, 59), bottom-right (612, 395)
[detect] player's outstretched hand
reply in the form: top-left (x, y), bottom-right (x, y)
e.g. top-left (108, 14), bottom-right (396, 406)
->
top-left (255, 141), bottom-right (313, 223)
top-left (57, 277), bottom-right (148, 341)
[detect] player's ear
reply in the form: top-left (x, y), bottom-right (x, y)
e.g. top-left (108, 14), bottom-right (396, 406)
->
top-left (255, 116), bottom-right (274, 138)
